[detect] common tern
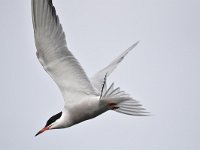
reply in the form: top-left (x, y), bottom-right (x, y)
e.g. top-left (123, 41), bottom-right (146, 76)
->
top-left (32, 0), bottom-right (147, 136)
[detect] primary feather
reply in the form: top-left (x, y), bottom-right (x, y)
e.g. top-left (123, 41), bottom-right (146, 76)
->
top-left (90, 42), bottom-right (139, 94)
top-left (32, 0), bottom-right (97, 102)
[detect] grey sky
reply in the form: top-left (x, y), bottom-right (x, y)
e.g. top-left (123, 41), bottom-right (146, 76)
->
top-left (0, 0), bottom-right (200, 149)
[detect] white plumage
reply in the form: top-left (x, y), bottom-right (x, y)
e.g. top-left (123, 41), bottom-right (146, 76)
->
top-left (32, 0), bottom-right (148, 136)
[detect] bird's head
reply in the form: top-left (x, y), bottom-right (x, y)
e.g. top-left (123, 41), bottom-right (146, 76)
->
top-left (35, 112), bottom-right (63, 136)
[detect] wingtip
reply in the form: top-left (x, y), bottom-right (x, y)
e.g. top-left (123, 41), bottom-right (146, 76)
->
top-left (131, 40), bottom-right (140, 48)
top-left (135, 40), bottom-right (140, 45)
top-left (125, 41), bottom-right (140, 53)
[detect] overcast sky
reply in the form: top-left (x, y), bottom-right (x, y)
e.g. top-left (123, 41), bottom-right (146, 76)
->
top-left (0, 0), bottom-right (200, 150)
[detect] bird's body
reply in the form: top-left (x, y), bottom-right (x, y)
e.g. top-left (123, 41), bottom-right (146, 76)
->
top-left (63, 96), bottom-right (106, 127)
top-left (32, 0), bottom-right (148, 136)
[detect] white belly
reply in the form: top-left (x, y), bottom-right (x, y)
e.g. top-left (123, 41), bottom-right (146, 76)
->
top-left (66, 97), bottom-right (108, 126)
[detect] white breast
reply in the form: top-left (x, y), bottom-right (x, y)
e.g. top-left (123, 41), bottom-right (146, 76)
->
top-left (65, 96), bottom-right (108, 126)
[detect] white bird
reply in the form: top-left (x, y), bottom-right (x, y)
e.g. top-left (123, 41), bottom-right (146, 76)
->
top-left (32, 0), bottom-right (148, 136)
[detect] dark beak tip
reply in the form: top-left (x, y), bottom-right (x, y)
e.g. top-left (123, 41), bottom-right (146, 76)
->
top-left (35, 131), bottom-right (41, 137)
top-left (35, 127), bottom-right (49, 137)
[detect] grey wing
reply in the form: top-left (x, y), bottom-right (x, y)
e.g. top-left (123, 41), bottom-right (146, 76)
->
top-left (90, 42), bottom-right (139, 94)
top-left (32, 0), bottom-right (97, 101)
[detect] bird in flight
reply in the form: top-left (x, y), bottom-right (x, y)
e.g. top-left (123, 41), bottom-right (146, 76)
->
top-left (32, 0), bottom-right (148, 136)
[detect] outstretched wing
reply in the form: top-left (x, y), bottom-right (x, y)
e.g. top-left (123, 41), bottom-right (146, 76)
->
top-left (32, 0), bottom-right (97, 101)
top-left (90, 42), bottom-right (139, 94)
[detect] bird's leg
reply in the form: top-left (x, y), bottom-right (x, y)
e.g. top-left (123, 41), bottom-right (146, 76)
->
top-left (107, 102), bottom-right (119, 110)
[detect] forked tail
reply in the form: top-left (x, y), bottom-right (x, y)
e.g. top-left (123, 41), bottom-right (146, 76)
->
top-left (100, 83), bottom-right (148, 116)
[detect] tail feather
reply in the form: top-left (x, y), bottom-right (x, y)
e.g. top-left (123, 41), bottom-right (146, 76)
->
top-left (101, 83), bottom-right (148, 116)
top-left (103, 83), bottom-right (128, 98)
top-left (115, 109), bottom-right (149, 116)
top-left (118, 105), bottom-right (146, 110)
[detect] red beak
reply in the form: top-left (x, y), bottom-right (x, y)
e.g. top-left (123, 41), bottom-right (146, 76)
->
top-left (35, 127), bottom-right (50, 137)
